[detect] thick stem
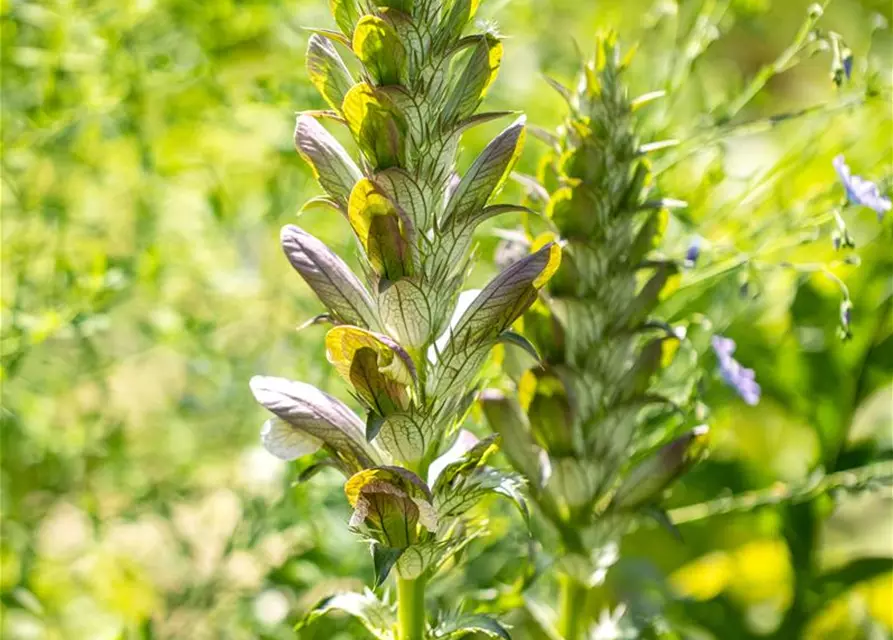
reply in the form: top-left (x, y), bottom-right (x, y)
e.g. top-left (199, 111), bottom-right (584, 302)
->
top-left (397, 576), bottom-right (426, 640)
top-left (557, 574), bottom-right (587, 640)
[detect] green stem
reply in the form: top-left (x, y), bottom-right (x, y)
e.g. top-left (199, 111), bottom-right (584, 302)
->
top-left (397, 576), bottom-right (426, 640)
top-left (557, 574), bottom-right (587, 640)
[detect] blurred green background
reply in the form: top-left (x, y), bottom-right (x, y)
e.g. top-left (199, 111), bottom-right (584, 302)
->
top-left (1, 0), bottom-right (891, 638)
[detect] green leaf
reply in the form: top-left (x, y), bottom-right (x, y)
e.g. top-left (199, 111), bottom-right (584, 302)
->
top-left (379, 0), bottom-right (413, 10)
top-left (298, 195), bottom-right (342, 216)
top-left (431, 433), bottom-right (498, 491)
top-left (479, 389), bottom-right (544, 486)
top-left (280, 225), bottom-right (380, 329)
top-left (434, 614), bottom-right (511, 640)
top-left (348, 178), bottom-right (415, 280)
top-left (366, 412), bottom-right (386, 441)
top-left (619, 263), bottom-right (675, 328)
top-left (329, 0), bottom-right (361, 37)
top-left (435, 0), bottom-right (481, 49)
top-left (617, 337), bottom-right (665, 401)
top-left (372, 543), bottom-right (405, 588)
top-left (294, 114), bottom-right (363, 208)
top-left (441, 117), bottom-right (526, 228)
top-left (394, 541), bottom-right (441, 579)
top-left (497, 330), bottom-right (542, 363)
top-left (304, 27), bottom-right (352, 48)
top-left (628, 208), bottom-right (668, 264)
top-left (453, 110), bottom-right (517, 134)
top-left (298, 590), bottom-right (394, 639)
top-left (378, 278), bottom-right (434, 349)
top-left (442, 34), bottom-right (502, 123)
top-left (448, 243), bottom-right (561, 346)
top-left (342, 83), bottom-right (408, 169)
top-left (353, 16), bottom-right (406, 86)
top-left (249, 376), bottom-right (383, 473)
top-left (525, 372), bottom-right (574, 456)
top-left (431, 244), bottom-right (560, 398)
top-left (543, 74), bottom-right (572, 103)
top-left (377, 412), bottom-right (428, 464)
top-left (307, 33), bottom-right (355, 111)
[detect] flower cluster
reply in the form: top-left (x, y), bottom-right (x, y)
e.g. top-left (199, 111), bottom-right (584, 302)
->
top-left (833, 155), bottom-right (891, 219)
top-left (481, 37), bottom-right (707, 597)
top-left (711, 336), bottom-right (761, 406)
top-left (250, 0), bottom-right (559, 635)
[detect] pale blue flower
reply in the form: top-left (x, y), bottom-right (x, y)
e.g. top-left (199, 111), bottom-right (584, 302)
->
top-left (833, 155), bottom-right (891, 219)
top-left (711, 335), bottom-right (760, 406)
top-left (842, 53), bottom-right (853, 80)
top-left (684, 236), bottom-right (701, 268)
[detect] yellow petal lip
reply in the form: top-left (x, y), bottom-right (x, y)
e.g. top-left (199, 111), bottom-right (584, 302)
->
top-left (532, 242), bottom-right (562, 289)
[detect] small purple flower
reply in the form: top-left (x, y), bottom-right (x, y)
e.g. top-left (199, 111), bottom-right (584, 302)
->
top-left (684, 236), bottom-right (701, 268)
top-left (842, 53), bottom-right (853, 80)
top-left (833, 155), bottom-right (891, 219)
top-left (711, 335), bottom-right (761, 405)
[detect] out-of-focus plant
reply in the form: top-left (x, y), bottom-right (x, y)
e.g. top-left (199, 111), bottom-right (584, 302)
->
top-left (480, 3), bottom-right (891, 636)
top-left (481, 36), bottom-right (712, 639)
top-left (249, 1), bottom-right (559, 638)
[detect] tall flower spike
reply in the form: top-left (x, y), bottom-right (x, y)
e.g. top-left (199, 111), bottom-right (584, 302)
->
top-left (251, 3), bottom-right (557, 637)
top-left (480, 36), bottom-right (706, 639)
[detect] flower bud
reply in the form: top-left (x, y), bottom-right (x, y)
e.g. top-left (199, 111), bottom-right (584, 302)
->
top-left (611, 426), bottom-right (709, 510)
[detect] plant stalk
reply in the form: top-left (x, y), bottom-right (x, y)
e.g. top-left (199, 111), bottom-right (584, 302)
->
top-left (397, 576), bottom-right (426, 640)
top-left (557, 574), bottom-right (587, 640)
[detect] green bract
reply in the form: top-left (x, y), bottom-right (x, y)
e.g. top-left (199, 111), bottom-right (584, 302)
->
top-left (251, 1), bottom-right (557, 636)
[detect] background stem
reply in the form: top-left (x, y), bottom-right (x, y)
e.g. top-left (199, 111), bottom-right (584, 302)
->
top-left (397, 576), bottom-right (426, 640)
top-left (557, 574), bottom-right (587, 640)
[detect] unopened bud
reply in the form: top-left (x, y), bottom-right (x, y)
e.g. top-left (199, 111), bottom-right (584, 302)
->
top-left (611, 426), bottom-right (709, 510)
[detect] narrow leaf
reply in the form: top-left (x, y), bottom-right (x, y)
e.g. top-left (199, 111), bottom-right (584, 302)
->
top-left (431, 244), bottom-right (560, 397)
top-left (449, 243), bottom-right (560, 346)
top-left (372, 544), bottom-right (405, 588)
top-left (330, 0), bottom-right (361, 37)
top-left (441, 117), bottom-right (526, 228)
top-left (366, 412), bottom-right (386, 441)
top-left (479, 389), bottom-right (544, 487)
top-left (436, 0), bottom-right (481, 48)
top-left (442, 34), bottom-right (503, 123)
top-left (497, 330), bottom-right (542, 363)
top-left (434, 614), bottom-right (511, 640)
top-left (543, 74), bottom-right (572, 103)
